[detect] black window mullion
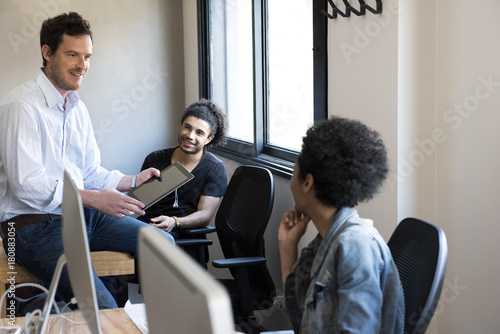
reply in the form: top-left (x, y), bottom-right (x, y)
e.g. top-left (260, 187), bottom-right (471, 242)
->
top-left (313, 0), bottom-right (328, 121)
top-left (263, 145), bottom-right (299, 162)
top-left (197, 0), bottom-right (210, 99)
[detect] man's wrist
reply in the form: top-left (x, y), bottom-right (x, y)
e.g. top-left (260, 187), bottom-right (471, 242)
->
top-left (172, 216), bottom-right (181, 229)
top-left (131, 175), bottom-right (137, 190)
top-left (80, 189), bottom-right (97, 209)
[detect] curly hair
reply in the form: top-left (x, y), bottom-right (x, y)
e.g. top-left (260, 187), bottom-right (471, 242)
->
top-left (180, 99), bottom-right (228, 149)
top-left (297, 116), bottom-right (388, 208)
top-left (40, 12), bottom-right (92, 67)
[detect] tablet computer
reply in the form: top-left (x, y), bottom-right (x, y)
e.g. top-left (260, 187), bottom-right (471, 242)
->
top-left (128, 162), bottom-right (194, 210)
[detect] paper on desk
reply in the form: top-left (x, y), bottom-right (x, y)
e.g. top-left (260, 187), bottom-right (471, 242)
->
top-left (124, 300), bottom-right (148, 334)
top-left (127, 283), bottom-right (144, 304)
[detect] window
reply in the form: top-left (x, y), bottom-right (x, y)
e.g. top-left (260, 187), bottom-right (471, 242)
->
top-left (198, 0), bottom-right (327, 177)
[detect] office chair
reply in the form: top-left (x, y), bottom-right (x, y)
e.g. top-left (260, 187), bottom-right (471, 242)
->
top-left (175, 226), bottom-right (216, 268)
top-left (388, 217), bottom-right (448, 334)
top-left (210, 165), bottom-right (275, 333)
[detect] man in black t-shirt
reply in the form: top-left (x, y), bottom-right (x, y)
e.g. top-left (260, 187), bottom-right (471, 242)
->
top-left (139, 99), bottom-right (228, 236)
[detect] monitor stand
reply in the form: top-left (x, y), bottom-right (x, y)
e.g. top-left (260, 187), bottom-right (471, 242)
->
top-left (36, 254), bottom-right (66, 334)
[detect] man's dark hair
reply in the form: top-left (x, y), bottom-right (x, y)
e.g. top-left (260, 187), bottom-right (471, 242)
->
top-left (181, 99), bottom-right (228, 149)
top-left (40, 12), bottom-right (92, 67)
top-left (297, 116), bottom-right (388, 208)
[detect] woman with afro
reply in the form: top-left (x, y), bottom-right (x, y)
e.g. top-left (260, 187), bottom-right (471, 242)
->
top-left (275, 116), bottom-right (405, 333)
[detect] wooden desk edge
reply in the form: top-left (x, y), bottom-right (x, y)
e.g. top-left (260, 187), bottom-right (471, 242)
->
top-left (1, 308), bottom-right (142, 333)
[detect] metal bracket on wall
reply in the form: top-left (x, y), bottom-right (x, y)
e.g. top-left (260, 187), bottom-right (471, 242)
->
top-left (322, 0), bottom-right (382, 19)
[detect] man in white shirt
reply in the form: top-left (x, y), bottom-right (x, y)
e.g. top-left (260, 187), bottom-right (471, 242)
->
top-left (0, 12), bottom-right (173, 309)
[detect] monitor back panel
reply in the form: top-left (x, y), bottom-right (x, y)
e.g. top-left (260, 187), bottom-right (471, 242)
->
top-left (62, 171), bottom-right (102, 334)
top-left (138, 226), bottom-right (234, 334)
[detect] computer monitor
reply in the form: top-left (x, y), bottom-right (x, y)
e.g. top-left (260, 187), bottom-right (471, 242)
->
top-left (61, 171), bottom-right (102, 333)
top-left (138, 226), bottom-right (235, 334)
top-left (38, 171), bottom-right (102, 333)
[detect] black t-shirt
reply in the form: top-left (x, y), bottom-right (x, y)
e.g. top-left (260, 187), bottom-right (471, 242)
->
top-left (138, 147), bottom-right (227, 222)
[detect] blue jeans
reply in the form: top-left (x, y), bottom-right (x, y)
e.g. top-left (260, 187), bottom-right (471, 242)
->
top-left (2, 209), bottom-right (174, 309)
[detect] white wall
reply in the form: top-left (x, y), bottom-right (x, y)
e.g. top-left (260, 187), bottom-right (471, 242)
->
top-left (398, 0), bottom-right (500, 332)
top-left (435, 1), bottom-right (500, 332)
top-left (326, 0), bottom-right (400, 241)
top-left (398, 0), bottom-right (438, 224)
top-left (399, 0), bottom-right (500, 332)
top-left (0, 0), bottom-right (185, 175)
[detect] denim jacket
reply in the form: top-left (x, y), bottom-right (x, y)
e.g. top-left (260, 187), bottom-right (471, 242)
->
top-left (275, 207), bottom-right (405, 334)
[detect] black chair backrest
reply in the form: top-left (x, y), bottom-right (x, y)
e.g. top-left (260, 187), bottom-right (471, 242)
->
top-left (388, 218), bottom-right (448, 334)
top-left (215, 165), bottom-right (275, 291)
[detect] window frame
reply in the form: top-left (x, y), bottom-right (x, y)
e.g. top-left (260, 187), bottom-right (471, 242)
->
top-left (198, 0), bottom-right (328, 179)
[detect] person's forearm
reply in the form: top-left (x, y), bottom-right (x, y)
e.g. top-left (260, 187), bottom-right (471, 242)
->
top-left (279, 242), bottom-right (298, 290)
top-left (175, 195), bottom-right (220, 229)
top-left (80, 189), bottom-right (99, 208)
top-left (116, 175), bottom-right (135, 192)
top-left (175, 211), bottom-right (212, 230)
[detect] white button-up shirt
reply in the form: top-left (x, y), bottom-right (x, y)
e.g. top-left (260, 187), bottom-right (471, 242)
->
top-left (0, 69), bottom-right (124, 222)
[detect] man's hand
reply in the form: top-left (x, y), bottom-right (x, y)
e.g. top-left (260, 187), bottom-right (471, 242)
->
top-left (136, 167), bottom-right (161, 187)
top-left (149, 215), bottom-right (176, 233)
top-left (80, 188), bottom-right (146, 218)
top-left (116, 167), bottom-right (161, 192)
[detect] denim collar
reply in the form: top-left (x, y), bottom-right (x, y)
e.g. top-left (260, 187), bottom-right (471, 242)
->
top-left (310, 206), bottom-right (359, 277)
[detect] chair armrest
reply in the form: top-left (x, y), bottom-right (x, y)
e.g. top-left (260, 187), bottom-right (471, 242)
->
top-left (212, 256), bottom-right (265, 269)
top-left (178, 226), bottom-right (216, 236)
top-left (175, 239), bottom-right (213, 247)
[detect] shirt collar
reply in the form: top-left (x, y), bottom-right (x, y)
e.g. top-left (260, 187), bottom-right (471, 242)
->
top-left (309, 206), bottom-right (359, 276)
top-left (35, 68), bottom-right (80, 112)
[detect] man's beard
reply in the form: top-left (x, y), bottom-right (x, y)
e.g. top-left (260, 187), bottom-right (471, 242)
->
top-left (178, 136), bottom-right (203, 155)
